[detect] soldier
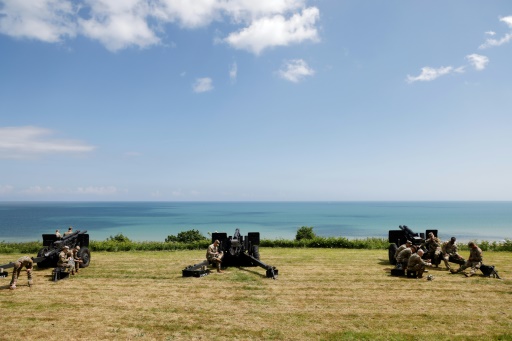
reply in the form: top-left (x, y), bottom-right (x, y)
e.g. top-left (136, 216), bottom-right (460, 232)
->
top-left (451, 241), bottom-right (483, 277)
top-left (55, 229), bottom-right (62, 239)
top-left (72, 246), bottom-right (82, 273)
top-left (407, 249), bottom-right (432, 278)
top-left (63, 226), bottom-right (73, 237)
top-left (57, 246), bottom-right (75, 275)
top-left (441, 237), bottom-right (463, 271)
top-left (206, 239), bottom-right (224, 273)
top-left (394, 240), bottom-right (412, 261)
top-left (9, 256), bottom-right (33, 290)
top-left (421, 232), bottom-right (442, 266)
top-left (396, 245), bottom-right (417, 270)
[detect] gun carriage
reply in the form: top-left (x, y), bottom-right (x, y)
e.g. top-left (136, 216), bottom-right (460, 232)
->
top-left (388, 225), bottom-right (465, 266)
top-left (33, 230), bottom-right (91, 269)
top-left (182, 228), bottom-right (278, 279)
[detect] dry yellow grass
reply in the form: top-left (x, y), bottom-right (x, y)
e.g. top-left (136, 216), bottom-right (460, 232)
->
top-left (1, 248), bottom-right (511, 341)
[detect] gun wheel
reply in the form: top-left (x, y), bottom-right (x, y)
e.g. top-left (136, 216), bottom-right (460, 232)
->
top-left (78, 247), bottom-right (91, 268)
top-left (388, 243), bottom-right (398, 265)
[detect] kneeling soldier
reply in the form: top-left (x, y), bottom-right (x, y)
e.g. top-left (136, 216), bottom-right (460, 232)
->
top-left (407, 249), bottom-right (431, 278)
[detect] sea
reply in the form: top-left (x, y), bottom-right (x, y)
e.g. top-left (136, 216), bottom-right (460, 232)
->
top-left (0, 201), bottom-right (511, 243)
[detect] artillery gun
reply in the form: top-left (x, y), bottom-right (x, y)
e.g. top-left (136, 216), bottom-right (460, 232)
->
top-left (0, 230), bottom-right (91, 280)
top-left (388, 225), bottom-right (465, 267)
top-left (33, 230), bottom-right (91, 269)
top-left (182, 228), bottom-right (278, 279)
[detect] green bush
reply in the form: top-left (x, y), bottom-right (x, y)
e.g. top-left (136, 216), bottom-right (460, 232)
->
top-left (165, 229), bottom-right (207, 243)
top-left (107, 233), bottom-right (132, 243)
top-left (296, 226), bottom-right (316, 241)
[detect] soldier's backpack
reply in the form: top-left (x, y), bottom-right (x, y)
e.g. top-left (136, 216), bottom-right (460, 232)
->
top-left (480, 264), bottom-right (501, 279)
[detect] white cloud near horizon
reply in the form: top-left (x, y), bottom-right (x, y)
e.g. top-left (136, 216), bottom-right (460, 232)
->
top-left (466, 54), bottom-right (489, 71)
top-left (0, 0), bottom-right (319, 53)
top-left (278, 59), bottom-right (315, 83)
top-left (18, 185), bottom-right (119, 196)
top-left (192, 77), bottom-right (213, 93)
top-left (0, 126), bottom-right (96, 159)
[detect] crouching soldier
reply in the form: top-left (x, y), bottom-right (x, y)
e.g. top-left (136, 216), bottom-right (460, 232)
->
top-left (10, 256), bottom-right (33, 290)
top-left (206, 240), bottom-right (224, 273)
top-left (441, 237), bottom-right (463, 271)
top-left (58, 246), bottom-right (75, 275)
top-left (407, 249), bottom-right (432, 278)
top-left (396, 245), bottom-right (416, 270)
top-left (451, 241), bottom-right (482, 277)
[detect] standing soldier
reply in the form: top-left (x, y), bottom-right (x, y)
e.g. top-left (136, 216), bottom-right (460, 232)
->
top-left (9, 256), bottom-right (33, 290)
top-left (407, 249), bottom-right (432, 278)
top-left (206, 240), bottom-right (224, 273)
top-left (451, 241), bottom-right (483, 277)
top-left (58, 246), bottom-right (75, 275)
top-left (441, 237), bottom-right (463, 271)
top-left (72, 246), bottom-right (82, 273)
top-left (55, 229), bottom-right (62, 239)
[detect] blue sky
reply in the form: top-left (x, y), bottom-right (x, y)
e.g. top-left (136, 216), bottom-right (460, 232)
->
top-left (1, 0), bottom-right (511, 201)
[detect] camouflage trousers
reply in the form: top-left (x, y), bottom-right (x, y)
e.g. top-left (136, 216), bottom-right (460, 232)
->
top-left (10, 267), bottom-right (33, 287)
top-left (457, 261), bottom-right (481, 275)
top-left (408, 264), bottom-right (426, 277)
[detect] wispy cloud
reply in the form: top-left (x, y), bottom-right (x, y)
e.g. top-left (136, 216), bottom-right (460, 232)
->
top-left (229, 62), bottom-right (238, 82)
top-left (479, 15), bottom-right (512, 49)
top-left (278, 59), bottom-right (315, 83)
top-left (406, 66), bottom-right (459, 83)
top-left (407, 15), bottom-right (512, 83)
top-left (0, 0), bottom-right (320, 54)
top-left (466, 54), bottom-right (489, 71)
top-left (0, 126), bottom-right (95, 159)
top-left (18, 185), bottom-right (119, 196)
top-left (192, 77), bottom-right (213, 93)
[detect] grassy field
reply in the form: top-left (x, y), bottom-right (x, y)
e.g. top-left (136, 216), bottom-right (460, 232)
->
top-left (1, 248), bottom-right (511, 340)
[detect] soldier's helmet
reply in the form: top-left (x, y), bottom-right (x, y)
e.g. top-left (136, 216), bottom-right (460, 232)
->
top-left (450, 237), bottom-right (456, 243)
top-left (406, 240), bottom-right (412, 245)
top-left (75, 246), bottom-right (80, 250)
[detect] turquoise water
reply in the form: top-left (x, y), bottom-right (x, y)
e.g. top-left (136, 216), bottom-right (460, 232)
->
top-left (0, 201), bottom-right (511, 243)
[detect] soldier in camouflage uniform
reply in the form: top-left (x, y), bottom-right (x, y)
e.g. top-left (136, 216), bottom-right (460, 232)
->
top-left (10, 256), bottom-right (33, 290)
top-left (394, 240), bottom-right (412, 261)
top-left (441, 237), bottom-right (463, 271)
top-left (206, 240), bottom-right (224, 273)
top-left (451, 241), bottom-right (483, 277)
top-left (407, 249), bottom-right (432, 278)
top-left (421, 232), bottom-right (442, 266)
top-left (396, 245), bottom-right (416, 270)
top-left (72, 246), bottom-right (83, 273)
top-left (57, 246), bottom-right (75, 275)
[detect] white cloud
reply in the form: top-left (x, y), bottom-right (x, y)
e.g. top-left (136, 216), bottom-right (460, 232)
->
top-left (466, 54), bottom-right (489, 71)
top-left (224, 7), bottom-right (319, 54)
top-left (78, 0), bottom-right (160, 52)
top-left (479, 16), bottom-right (512, 49)
top-left (18, 185), bottom-right (118, 196)
top-left (485, 31), bottom-right (496, 36)
top-left (229, 62), bottom-right (238, 82)
top-left (0, 126), bottom-right (95, 159)
top-left (192, 77), bottom-right (213, 93)
top-left (278, 59), bottom-right (315, 83)
top-left (406, 66), bottom-right (455, 83)
top-left (0, 0), bottom-right (319, 53)
top-left (501, 15), bottom-right (512, 28)
top-left (0, 0), bottom-right (77, 42)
